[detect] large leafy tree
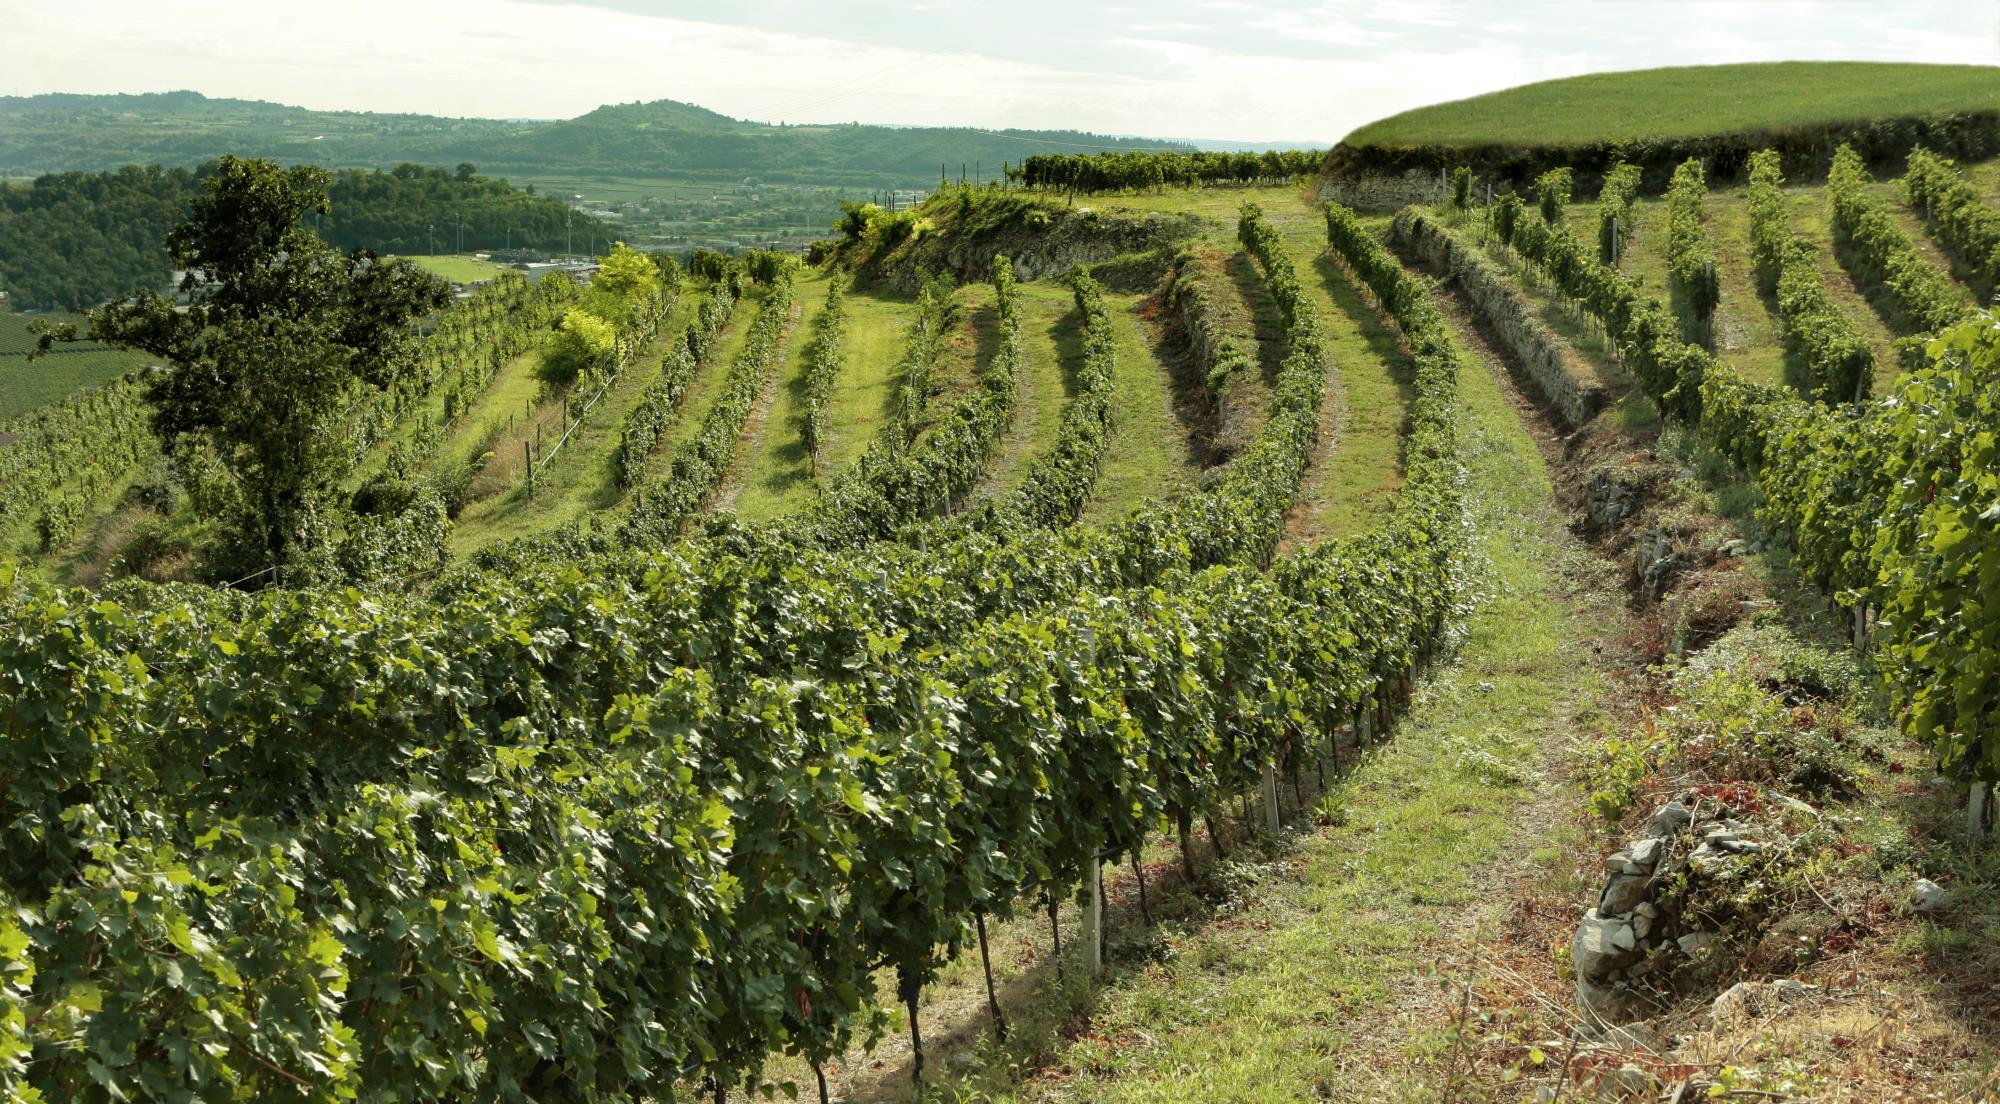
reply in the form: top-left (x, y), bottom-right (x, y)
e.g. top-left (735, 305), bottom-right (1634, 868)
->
top-left (51, 155), bottom-right (450, 575)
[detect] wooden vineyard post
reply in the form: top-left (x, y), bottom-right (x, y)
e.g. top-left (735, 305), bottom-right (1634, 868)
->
top-left (1046, 896), bottom-right (1063, 980)
top-left (1131, 847), bottom-right (1152, 927)
top-left (1081, 849), bottom-right (1103, 979)
top-left (975, 911), bottom-right (1007, 1040)
top-left (1260, 763), bottom-right (1282, 834)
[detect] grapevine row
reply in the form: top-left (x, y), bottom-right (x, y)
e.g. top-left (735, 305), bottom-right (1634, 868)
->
top-left (0, 201), bottom-right (1469, 1104)
top-left (799, 276), bottom-right (847, 468)
top-left (621, 272), bottom-right (795, 543)
top-left (1017, 149), bottom-right (1321, 194)
top-left (614, 278), bottom-right (741, 489)
top-left (888, 273), bottom-right (959, 441)
top-left (1827, 145), bottom-right (1970, 345)
top-left (1596, 161), bottom-right (1641, 263)
top-left (994, 271), bottom-right (1118, 527)
top-left (1746, 150), bottom-right (1875, 403)
top-left (1903, 147), bottom-right (2000, 298)
top-left (1665, 157), bottom-right (1720, 332)
top-left (0, 377), bottom-right (153, 549)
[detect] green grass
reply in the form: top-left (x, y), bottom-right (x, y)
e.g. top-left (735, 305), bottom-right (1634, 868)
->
top-left (812, 281), bottom-right (920, 484)
top-left (727, 269), bottom-right (831, 520)
top-left (0, 313), bottom-right (155, 421)
top-left (402, 254), bottom-right (509, 284)
top-left (971, 282), bottom-right (1079, 502)
top-left (861, 254), bottom-right (1625, 1104)
top-left (446, 290), bottom-right (702, 549)
top-left (1279, 222), bottom-right (1414, 547)
top-left (1346, 62), bottom-right (2000, 148)
top-left (1076, 284), bottom-right (1200, 525)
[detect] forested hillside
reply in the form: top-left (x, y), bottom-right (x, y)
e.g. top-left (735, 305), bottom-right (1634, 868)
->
top-left (0, 162), bottom-right (600, 309)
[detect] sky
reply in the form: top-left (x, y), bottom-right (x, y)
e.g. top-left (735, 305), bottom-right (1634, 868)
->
top-left (4, 0), bottom-right (2000, 142)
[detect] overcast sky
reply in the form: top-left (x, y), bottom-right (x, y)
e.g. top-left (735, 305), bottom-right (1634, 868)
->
top-left (5, 1), bottom-right (1999, 142)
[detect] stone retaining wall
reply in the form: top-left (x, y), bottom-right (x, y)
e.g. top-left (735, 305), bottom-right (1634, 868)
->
top-left (1390, 209), bottom-right (1608, 428)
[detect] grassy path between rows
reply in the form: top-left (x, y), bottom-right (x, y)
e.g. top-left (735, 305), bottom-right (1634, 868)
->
top-left (969, 277), bottom-right (1078, 504)
top-left (1077, 288), bottom-right (1200, 524)
top-left (719, 273), bottom-right (821, 519)
top-left (1276, 232), bottom-right (1413, 550)
top-left (786, 222), bottom-right (1632, 1104)
top-left (812, 282), bottom-right (918, 487)
top-left (448, 290), bottom-right (702, 550)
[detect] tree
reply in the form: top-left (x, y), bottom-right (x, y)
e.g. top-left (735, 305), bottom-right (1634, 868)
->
top-left (544, 307), bottom-right (617, 383)
top-left (592, 241), bottom-right (662, 313)
top-left (46, 155), bottom-right (450, 577)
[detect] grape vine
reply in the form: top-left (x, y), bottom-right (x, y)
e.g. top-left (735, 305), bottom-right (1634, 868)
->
top-left (1746, 150), bottom-right (1875, 402)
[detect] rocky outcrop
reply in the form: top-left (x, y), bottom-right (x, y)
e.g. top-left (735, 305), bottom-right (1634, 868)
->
top-left (864, 195), bottom-right (1197, 292)
top-left (1318, 168), bottom-right (1448, 212)
top-left (1390, 209), bottom-right (1608, 428)
top-left (1573, 797), bottom-right (1788, 1023)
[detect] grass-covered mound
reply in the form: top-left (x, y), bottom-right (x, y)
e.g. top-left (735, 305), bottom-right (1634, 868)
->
top-left (1328, 61), bottom-right (2000, 193)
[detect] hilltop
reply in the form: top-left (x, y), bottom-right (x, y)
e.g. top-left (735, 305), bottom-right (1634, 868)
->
top-left (1327, 61), bottom-right (2000, 192)
top-left (1346, 61), bottom-right (2000, 148)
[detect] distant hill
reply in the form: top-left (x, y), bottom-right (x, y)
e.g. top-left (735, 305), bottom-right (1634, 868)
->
top-left (0, 91), bottom-right (1193, 185)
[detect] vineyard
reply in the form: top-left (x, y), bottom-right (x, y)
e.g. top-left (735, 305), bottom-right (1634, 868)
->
top-left (3, 68), bottom-right (2000, 1104)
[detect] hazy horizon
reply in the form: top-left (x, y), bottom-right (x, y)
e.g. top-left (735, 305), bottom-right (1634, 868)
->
top-left (4, 1), bottom-right (2000, 144)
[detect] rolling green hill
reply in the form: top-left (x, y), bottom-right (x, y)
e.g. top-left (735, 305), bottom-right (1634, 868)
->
top-left (0, 90), bottom-right (1190, 186)
top-left (1326, 61), bottom-right (2000, 193)
top-left (1346, 62), bottom-right (2000, 148)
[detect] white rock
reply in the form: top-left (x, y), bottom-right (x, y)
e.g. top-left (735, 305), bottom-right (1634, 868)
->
top-left (1643, 801), bottom-right (1692, 838)
top-left (1628, 837), bottom-right (1663, 867)
top-left (1575, 910), bottom-right (1641, 977)
top-left (1599, 871), bottom-right (1651, 916)
top-left (1711, 979), bottom-right (1813, 1028)
top-left (1677, 932), bottom-right (1720, 957)
top-left (1913, 878), bottom-right (1951, 914)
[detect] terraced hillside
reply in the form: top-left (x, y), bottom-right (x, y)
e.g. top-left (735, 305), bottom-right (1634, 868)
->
top-left (4, 79), bottom-right (1999, 1104)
